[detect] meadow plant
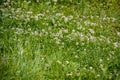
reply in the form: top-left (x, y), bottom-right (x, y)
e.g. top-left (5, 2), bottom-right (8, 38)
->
top-left (0, 0), bottom-right (120, 80)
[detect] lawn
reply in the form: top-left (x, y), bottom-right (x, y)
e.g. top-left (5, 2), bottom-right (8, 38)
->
top-left (0, 0), bottom-right (120, 80)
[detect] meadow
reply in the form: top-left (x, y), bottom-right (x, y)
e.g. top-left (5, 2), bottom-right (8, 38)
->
top-left (0, 0), bottom-right (120, 80)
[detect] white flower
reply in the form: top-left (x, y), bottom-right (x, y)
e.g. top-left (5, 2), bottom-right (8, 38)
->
top-left (66, 72), bottom-right (72, 76)
top-left (66, 61), bottom-right (69, 64)
top-left (34, 16), bottom-right (39, 21)
top-left (90, 16), bottom-right (93, 19)
top-left (34, 31), bottom-right (38, 36)
top-left (100, 64), bottom-right (103, 68)
top-left (76, 42), bottom-right (79, 46)
top-left (97, 74), bottom-right (100, 77)
top-left (89, 29), bottom-right (94, 34)
top-left (113, 42), bottom-right (119, 48)
top-left (75, 55), bottom-right (78, 58)
top-left (56, 13), bottom-right (62, 17)
top-left (16, 8), bottom-right (21, 13)
top-left (89, 66), bottom-right (93, 70)
top-left (53, 0), bottom-right (57, 3)
top-left (112, 18), bottom-right (116, 22)
top-left (28, 28), bottom-right (31, 31)
top-left (27, 11), bottom-right (33, 14)
top-left (63, 29), bottom-right (68, 33)
top-left (99, 59), bottom-right (103, 62)
top-left (7, 0), bottom-right (10, 2)
top-left (117, 32), bottom-right (120, 36)
top-left (64, 17), bottom-right (68, 23)
top-left (56, 40), bottom-right (60, 44)
top-left (69, 15), bottom-right (73, 20)
top-left (72, 29), bottom-right (75, 33)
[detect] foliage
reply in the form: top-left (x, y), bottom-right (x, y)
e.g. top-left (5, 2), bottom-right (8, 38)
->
top-left (0, 0), bottom-right (120, 80)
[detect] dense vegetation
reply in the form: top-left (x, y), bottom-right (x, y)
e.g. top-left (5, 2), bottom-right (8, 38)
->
top-left (0, 0), bottom-right (120, 80)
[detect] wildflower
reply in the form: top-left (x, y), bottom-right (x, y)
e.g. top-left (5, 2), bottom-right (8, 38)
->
top-left (53, 0), bottom-right (57, 4)
top-left (61, 42), bottom-right (64, 46)
top-left (66, 61), bottom-right (69, 64)
top-left (96, 16), bottom-right (99, 18)
top-left (99, 59), bottom-right (103, 62)
top-left (83, 67), bottom-right (86, 70)
top-left (89, 35), bottom-right (96, 42)
top-left (16, 8), bottom-right (21, 13)
top-left (28, 28), bottom-right (31, 31)
top-left (117, 32), bottom-right (120, 37)
top-left (112, 18), bottom-right (116, 22)
top-left (27, 11), bottom-right (33, 14)
top-left (34, 15), bottom-right (39, 21)
top-left (4, 2), bottom-right (9, 6)
top-left (63, 29), bottom-right (68, 33)
top-left (100, 64), bottom-right (103, 68)
top-left (89, 66), bottom-right (93, 70)
top-left (69, 15), bottom-right (73, 20)
top-left (89, 29), bottom-right (94, 34)
top-left (7, 0), bottom-right (10, 2)
top-left (76, 42), bottom-right (79, 46)
top-left (75, 55), bottom-right (78, 58)
top-left (64, 17), bottom-right (68, 23)
top-left (56, 13), bottom-right (62, 17)
top-left (113, 42), bottom-right (119, 48)
top-left (70, 0), bottom-right (72, 2)
top-left (90, 16), bottom-right (93, 19)
top-left (55, 40), bottom-right (60, 44)
top-left (97, 74), bottom-right (100, 77)
top-left (72, 29), bottom-right (75, 33)
top-left (106, 38), bottom-right (110, 44)
top-left (41, 57), bottom-right (44, 60)
top-left (66, 72), bottom-right (72, 76)
top-left (34, 31), bottom-right (38, 36)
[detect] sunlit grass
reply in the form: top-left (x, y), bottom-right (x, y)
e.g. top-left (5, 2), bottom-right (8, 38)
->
top-left (0, 0), bottom-right (120, 80)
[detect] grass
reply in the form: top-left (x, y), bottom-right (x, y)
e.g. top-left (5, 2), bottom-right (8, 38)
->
top-left (0, 0), bottom-right (120, 80)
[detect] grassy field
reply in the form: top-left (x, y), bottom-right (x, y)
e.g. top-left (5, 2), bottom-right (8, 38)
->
top-left (0, 0), bottom-right (120, 80)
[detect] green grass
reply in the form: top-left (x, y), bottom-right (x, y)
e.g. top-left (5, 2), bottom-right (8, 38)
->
top-left (0, 0), bottom-right (120, 80)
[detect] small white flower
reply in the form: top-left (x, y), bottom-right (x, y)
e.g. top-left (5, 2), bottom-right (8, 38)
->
top-left (99, 59), bottom-right (103, 62)
top-left (53, 0), bottom-right (57, 3)
top-left (34, 16), bottom-right (39, 21)
top-left (41, 57), bottom-right (44, 60)
top-left (28, 28), bottom-right (31, 31)
top-left (75, 55), bottom-right (78, 58)
top-left (56, 40), bottom-right (60, 44)
top-left (34, 31), bottom-right (38, 35)
top-left (97, 74), bottom-right (100, 77)
top-left (113, 42), bottom-right (119, 48)
top-left (27, 11), bottom-right (33, 14)
top-left (66, 72), bottom-right (72, 76)
top-left (72, 29), bottom-right (75, 33)
top-left (76, 42), bottom-right (79, 46)
top-left (66, 61), bottom-right (69, 64)
top-left (63, 29), bottom-right (68, 33)
top-left (89, 66), bottom-right (93, 70)
top-left (112, 18), bottom-right (116, 22)
top-left (90, 16), bottom-right (93, 19)
top-left (69, 15), bottom-right (73, 20)
top-left (56, 13), bottom-right (62, 17)
top-left (100, 64), bottom-right (103, 68)
top-left (7, 0), bottom-right (10, 2)
top-left (64, 17), bottom-right (68, 23)
top-left (117, 32), bottom-right (120, 37)
top-left (89, 29), bottom-right (94, 34)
